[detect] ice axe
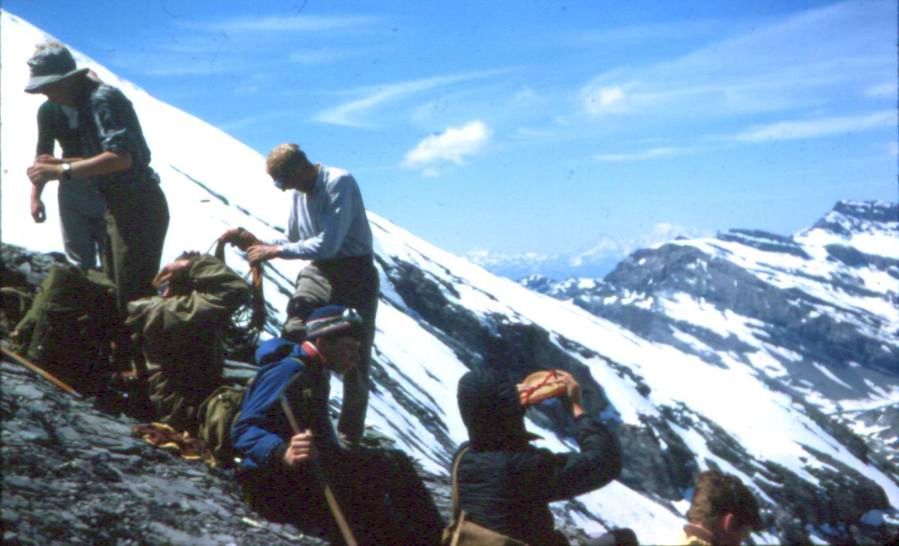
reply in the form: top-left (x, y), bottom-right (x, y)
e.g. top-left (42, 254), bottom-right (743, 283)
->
top-left (279, 395), bottom-right (358, 546)
top-left (1, 343), bottom-right (80, 396)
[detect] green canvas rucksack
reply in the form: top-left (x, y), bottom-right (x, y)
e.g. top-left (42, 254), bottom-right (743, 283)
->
top-left (11, 264), bottom-right (116, 392)
top-left (197, 384), bottom-right (246, 467)
top-left (1, 287), bottom-right (33, 339)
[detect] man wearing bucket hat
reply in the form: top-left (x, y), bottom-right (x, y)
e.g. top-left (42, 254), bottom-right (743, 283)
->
top-left (232, 304), bottom-right (442, 545)
top-left (447, 368), bottom-right (622, 546)
top-left (28, 42), bottom-right (107, 272)
top-left (25, 42), bottom-right (170, 372)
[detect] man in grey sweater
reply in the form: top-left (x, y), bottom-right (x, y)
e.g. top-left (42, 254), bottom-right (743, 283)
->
top-left (225, 143), bottom-right (378, 445)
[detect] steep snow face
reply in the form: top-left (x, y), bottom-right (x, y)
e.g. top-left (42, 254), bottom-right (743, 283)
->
top-left (3, 11), bottom-right (898, 544)
top-left (800, 200), bottom-right (899, 259)
top-left (551, 201), bottom-right (899, 412)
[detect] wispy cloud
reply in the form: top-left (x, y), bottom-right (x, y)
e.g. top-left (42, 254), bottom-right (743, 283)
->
top-left (466, 248), bottom-right (557, 267)
top-left (511, 86), bottom-right (539, 104)
top-left (402, 120), bottom-right (491, 175)
top-left (315, 69), bottom-right (509, 127)
top-left (104, 45), bottom-right (239, 77)
top-left (218, 110), bottom-right (303, 133)
top-left (583, 85), bottom-right (626, 115)
top-left (595, 146), bottom-right (684, 162)
top-left (864, 82), bottom-right (897, 98)
top-left (889, 141), bottom-right (899, 157)
top-left (466, 222), bottom-right (707, 277)
top-left (179, 14), bottom-right (378, 33)
top-left (136, 63), bottom-right (228, 77)
top-left (288, 48), bottom-right (356, 65)
top-left (513, 127), bottom-right (559, 142)
top-left (578, 1), bottom-right (895, 120)
top-left (735, 111), bottom-right (896, 142)
top-left (569, 19), bottom-right (731, 46)
top-left (572, 222), bottom-right (707, 266)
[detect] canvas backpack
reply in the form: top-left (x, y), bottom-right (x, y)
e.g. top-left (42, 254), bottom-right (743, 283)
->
top-left (441, 446), bottom-right (529, 546)
top-left (197, 384), bottom-right (247, 467)
top-left (11, 264), bottom-right (116, 391)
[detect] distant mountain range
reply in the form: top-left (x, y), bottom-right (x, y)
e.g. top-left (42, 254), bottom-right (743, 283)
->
top-left (2, 10), bottom-right (897, 545)
top-left (465, 248), bottom-right (622, 281)
top-left (465, 223), bottom-right (705, 281)
top-left (522, 200), bottom-right (899, 540)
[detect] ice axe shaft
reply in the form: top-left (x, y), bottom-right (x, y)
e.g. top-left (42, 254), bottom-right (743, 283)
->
top-left (1, 344), bottom-right (80, 396)
top-left (279, 395), bottom-right (358, 546)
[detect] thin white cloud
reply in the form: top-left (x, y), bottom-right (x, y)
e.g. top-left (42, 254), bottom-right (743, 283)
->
top-left (288, 48), bottom-right (355, 65)
top-left (218, 110), bottom-right (303, 132)
top-left (571, 223), bottom-right (706, 266)
top-left (735, 111), bottom-right (896, 142)
top-left (513, 127), bottom-right (558, 142)
top-left (584, 86), bottom-right (626, 115)
top-left (595, 146), bottom-right (681, 162)
top-left (512, 86), bottom-right (539, 103)
top-left (315, 69), bottom-right (509, 127)
top-left (864, 82), bottom-right (897, 98)
top-left (466, 223), bottom-right (709, 277)
top-left (179, 14), bottom-right (377, 33)
top-left (889, 142), bottom-right (899, 157)
top-left (569, 19), bottom-right (731, 46)
top-left (402, 121), bottom-right (491, 172)
top-left (106, 47), bottom-right (238, 77)
top-left (578, 1), bottom-right (895, 119)
top-left (137, 63), bottom-right (228, 77)
top-left (466, 248), bottom-right (558, 267)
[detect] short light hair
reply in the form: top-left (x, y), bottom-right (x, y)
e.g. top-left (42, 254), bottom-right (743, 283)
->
top-left (266, 143), bottom-right (309, 178)
top-left (687, 470), bottom-right (761, 530)
top-left (34, 40), bottom-right (65, 55)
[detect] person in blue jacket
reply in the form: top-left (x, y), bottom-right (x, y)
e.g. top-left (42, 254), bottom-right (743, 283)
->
top-left (232, 304), bottom-right (442, 546)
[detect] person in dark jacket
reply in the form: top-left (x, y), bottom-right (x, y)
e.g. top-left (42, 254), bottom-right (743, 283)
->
top-left (453, 367), bottom-right (622, 546)
top-left (232, 304), bottom-right (443, 546)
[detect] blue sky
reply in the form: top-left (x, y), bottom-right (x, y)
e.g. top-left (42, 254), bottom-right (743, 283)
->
top-left (7, 0), bottom-right (897, 277)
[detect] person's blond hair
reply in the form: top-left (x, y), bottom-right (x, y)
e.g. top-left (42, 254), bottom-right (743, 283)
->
top-left (33, 40), bottom-right (65, 55)
top-left (687, 470), bottom-right (761, 530)
top-left (266, 143), bottom-right (309, 178)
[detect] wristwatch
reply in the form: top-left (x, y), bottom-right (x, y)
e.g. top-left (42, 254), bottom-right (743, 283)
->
top-left (61, 162), bottom-right (72, 181)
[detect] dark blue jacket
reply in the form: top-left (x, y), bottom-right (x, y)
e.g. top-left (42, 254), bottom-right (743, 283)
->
top-left (232, 338), bottom-right (337, 472)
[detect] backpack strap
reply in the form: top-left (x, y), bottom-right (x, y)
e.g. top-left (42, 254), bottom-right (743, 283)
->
top-left (449, 445), bottom-right (471, 518)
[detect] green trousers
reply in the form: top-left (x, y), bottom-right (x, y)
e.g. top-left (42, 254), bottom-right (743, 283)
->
top-left (102, 179), bottom-right (169, 357)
